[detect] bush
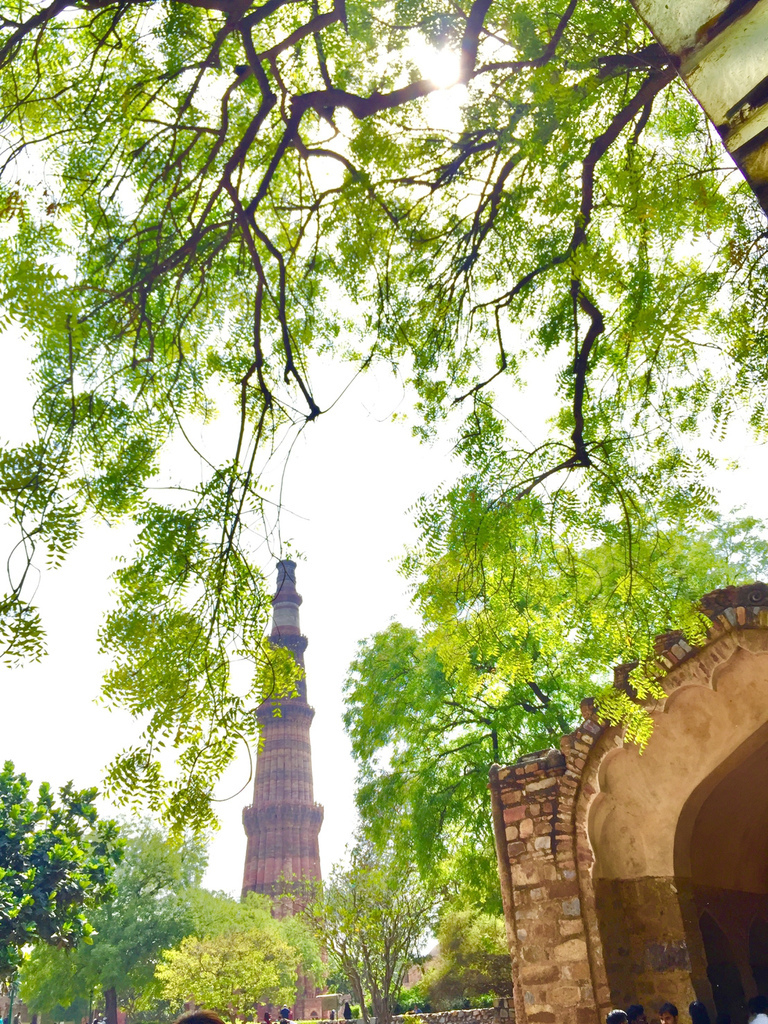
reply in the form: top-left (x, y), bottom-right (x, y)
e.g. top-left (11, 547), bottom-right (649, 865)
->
top-left (422, 909), bottom-right (513, 1011)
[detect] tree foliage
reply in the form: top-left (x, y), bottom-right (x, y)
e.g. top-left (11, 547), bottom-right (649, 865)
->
top-left (156, 890), bottom-right (321, 1020)
top-left (188, 888), bottom-right (323, 984)
top-left (0, 761), bottom-right (122, 980)
top-left (302, 845), bottom-right (435, 1024)
top-left (422, 908), bottom-right (512, 1009)
top-left (20, 822), bottom-right (205, 1020)
top-left (1, 0), bottom-right (767, 827)
top-left (344, 515), bottom-right (768, 906)
top-left (156, 932), bottom-right (296, 1022)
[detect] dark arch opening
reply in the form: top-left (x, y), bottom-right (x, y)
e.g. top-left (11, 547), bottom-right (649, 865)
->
top-left (750, 918), bottom-right (768, 997)
top-left (672, 729), bottom-right (768, 1024)
top-left (699, 912), bottom-right (746, 1022)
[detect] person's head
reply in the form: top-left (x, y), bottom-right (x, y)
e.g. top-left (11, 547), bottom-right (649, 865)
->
top-left (175, 1012), bottom-right (227, 1024)
top-left (627, 1006), bottom-right (646, 1024)
top-left (659, 1004), bottom-right (679, 1024)
top-left (689, 1002), bottom-right (711, 1024)
top-left (749, 996), bottom-right (768, 1016)
top-left (607, 1012), bottom-right (628, 1024)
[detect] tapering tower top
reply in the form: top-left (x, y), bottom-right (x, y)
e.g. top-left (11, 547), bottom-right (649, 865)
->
top-left (269, 559), bottom-right (309, 696)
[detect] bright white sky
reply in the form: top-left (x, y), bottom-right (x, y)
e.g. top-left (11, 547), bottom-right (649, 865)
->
top-left (0, 56), bottom-right (477, 894)
top-left (0, 324), bottom-right (462, 894)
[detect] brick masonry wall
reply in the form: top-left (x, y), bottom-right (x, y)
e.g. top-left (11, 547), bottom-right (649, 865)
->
top-left (490, 726), bottom-right (606, 1024)
top-left (595, 876), bottom-right (694, 1013)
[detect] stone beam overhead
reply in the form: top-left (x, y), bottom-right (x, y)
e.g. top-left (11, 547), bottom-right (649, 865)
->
top-left (629, 0), bottom-right (768, 213)
top-left (490, 582), bottom-right (768, 1024)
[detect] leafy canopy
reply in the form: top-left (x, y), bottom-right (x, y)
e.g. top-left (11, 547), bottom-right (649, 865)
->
top-left (421, 908), bottom-right (513, 1009)
top-left (1, 0), bottom-right (767, 828)
top-left (20, 820), bottom-right (205, 1013)
top-left (344, 515), bottom-right (768, 907)
top-left (156, 931), bottom-right (296, 1021)
top-left (156, 890), bottom-right (322, 1020)
top-left (0, 761), bottom-right (122, 980)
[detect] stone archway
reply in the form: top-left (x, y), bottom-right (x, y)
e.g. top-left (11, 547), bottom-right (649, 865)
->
top-left (582, 641), bottom-right (768, 1018)
top-left (671, 724), bottom-right (768, 1023)
top-left (490, 584), bottom-right (768, 1024)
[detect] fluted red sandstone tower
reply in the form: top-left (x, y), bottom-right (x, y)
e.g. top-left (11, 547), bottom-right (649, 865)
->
top-left (242, 559), bottom-right (323, 898)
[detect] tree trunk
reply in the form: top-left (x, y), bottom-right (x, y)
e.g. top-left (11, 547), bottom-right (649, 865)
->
top-left (371, 991), bottom-right (391, 1024)
top-left (350, 977), bottom-right (368, 1024)
top-left (104, 987), bottom-right (118, 1024)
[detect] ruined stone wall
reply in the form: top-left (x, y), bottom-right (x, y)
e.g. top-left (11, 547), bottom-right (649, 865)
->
top-left (296, 1004), bottom-right (516, 1024)
top-left (391, 1000), bottom-right (514, 1024)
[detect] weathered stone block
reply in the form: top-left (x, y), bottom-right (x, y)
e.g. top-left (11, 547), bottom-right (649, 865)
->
top-left (549, 983), bottom-right (582, 1005)
top-left (562, 896), bottom-right (581, 917)
top-left (553, 938), bottom-right (588, 961)
top-left (519, 963), bottom-right (560, 985)
top-left (548, 878), bottom-right (578, 897)
top-left (504, 804), bottom-right (526, 823)
top-left (527, 777), bottom-right (558, 792)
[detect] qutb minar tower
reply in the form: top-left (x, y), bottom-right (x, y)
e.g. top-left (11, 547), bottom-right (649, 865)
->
top-left (242, 558), bottom-right (323, 900)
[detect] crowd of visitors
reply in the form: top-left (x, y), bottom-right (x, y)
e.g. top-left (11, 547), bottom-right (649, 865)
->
top-left (606, 995), bottom-right (768, 1024)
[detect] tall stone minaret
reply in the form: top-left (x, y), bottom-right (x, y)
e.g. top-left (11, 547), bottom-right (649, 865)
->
top-left (242, 559), bottom-right (323, 900)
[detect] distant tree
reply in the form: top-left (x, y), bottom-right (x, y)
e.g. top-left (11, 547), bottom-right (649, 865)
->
top-left (304, 845), bottom-right (435, 1024)
top-left (0, 761), bottom-right (122, 980)
top-left (187, 888), bottom-right (323, 985)
top-left (156, 889), bottom-right (321, 1019)
top-left (20, 822), bottom-right (205, 1024)
top-left (422, 909), bottom-right (512, 1009)
top-left (345, 513), bottom-right (768, 907)
top-left (156, 930), bottom-right (297, 1022)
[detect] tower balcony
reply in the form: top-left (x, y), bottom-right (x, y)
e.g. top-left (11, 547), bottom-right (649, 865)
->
top-left (243, 800), bottom-right (324, 832)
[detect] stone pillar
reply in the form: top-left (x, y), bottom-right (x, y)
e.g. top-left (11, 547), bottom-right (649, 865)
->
top-left (490, 721), bottom-right (607, 1024)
